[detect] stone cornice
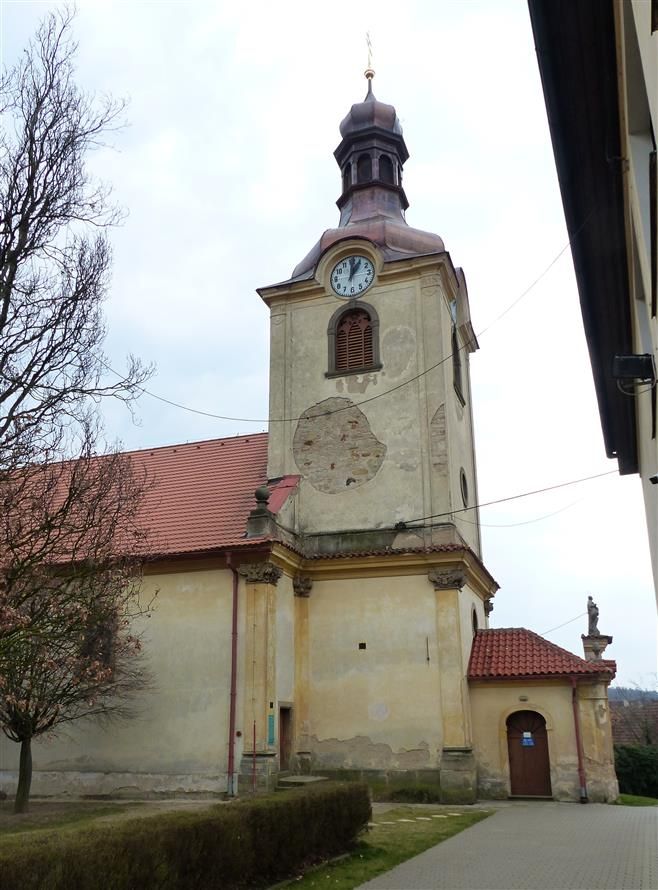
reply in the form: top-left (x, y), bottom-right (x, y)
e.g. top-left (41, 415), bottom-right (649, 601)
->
top-left (268, 543), bottom-right (498, 599)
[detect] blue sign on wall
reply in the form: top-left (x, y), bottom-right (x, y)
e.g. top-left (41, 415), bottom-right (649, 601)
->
top-left (268, 714), bottom-right (275, 745)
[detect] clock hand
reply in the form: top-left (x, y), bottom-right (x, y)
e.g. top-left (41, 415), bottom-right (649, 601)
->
top-left (353, 258), bottom-right (362, 276)
top-left (348, 257), bottom-right (356, 280)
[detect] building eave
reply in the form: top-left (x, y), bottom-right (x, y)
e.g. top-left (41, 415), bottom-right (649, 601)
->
top-left (528, 0), bottom-right (638, 474)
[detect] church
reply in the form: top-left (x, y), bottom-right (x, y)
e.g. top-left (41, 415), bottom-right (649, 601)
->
top-left (0, 76), bottom-right (619, 804)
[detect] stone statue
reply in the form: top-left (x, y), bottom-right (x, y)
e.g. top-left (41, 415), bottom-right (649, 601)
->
top-left (587, 596), bottom-right (600, 635)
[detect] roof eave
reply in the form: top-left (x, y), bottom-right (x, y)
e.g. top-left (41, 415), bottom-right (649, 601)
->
top-left (527, 0), bottom-right (638, 475)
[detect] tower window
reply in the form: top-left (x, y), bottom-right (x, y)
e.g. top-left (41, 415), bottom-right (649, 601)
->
top-left (452, 326), bottom-right (465, 404)
top-left (343, 164), bottom-right (351, 194)
top-left (379, 155), bottom-right (394, 184)
top-left (357, 154), bottom-right (372, 183)
top-left (326, 301), bottom-right (381, 376)
top-left (336, 309), bottom-right (373, 371)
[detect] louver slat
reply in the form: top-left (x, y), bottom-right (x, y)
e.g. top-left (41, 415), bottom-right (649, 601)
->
top-left (335, 309), bottom-right (373, 372)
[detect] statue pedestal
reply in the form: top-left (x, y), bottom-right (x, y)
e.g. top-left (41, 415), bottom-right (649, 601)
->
top-left (581, 634), bottom-right (613, 661)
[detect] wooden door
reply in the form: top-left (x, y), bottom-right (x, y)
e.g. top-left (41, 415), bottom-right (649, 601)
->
top-left (279, 707), bottom-right (292, 771)
top-left (506, 710), bottom-right (552, 797)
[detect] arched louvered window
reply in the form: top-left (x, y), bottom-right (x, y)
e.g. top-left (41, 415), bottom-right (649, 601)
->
top-left (327, 301), bottom-right (381, 376)
top-left (379, 155), bottom-right (394, 184)
top-left (357, 154), bottom-right (372, 183)
top-left (336, 309), bottom-right (373, 371)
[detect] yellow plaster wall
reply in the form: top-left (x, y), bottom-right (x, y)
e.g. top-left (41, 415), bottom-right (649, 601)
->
top-left (0, 567), bottom-right (235, 796)
top-left (470, 680), bottom-right (618, 801)
top-left (307, 574), bottom-right (443, 770)
top-left (266, 251), bottom-right (480, 554)
top-left (276, 574), bottom-right (295, 704)
top-left (470, 681), bottom-right (576, 800)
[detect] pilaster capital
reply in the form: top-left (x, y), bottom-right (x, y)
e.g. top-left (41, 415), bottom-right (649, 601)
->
top-left (239, 562), bottom-right (282, 585)
top-left (293, 575), bottom-right (313, 597)
top-left (484, 598), bottom-right (494, 616)
top-left (428, 568), bottom-right (466, 590)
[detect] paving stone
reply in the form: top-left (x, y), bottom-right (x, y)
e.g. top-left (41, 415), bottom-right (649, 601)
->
top-left (358, 801), bottom-right (658, 889)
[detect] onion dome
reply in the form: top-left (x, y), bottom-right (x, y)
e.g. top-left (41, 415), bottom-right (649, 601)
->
top-left (291, 74), bottom-right (445, 281)
top-left (339, 78), bottom-right (404, 140)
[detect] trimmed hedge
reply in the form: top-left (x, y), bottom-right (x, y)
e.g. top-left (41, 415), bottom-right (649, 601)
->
top-left (0, 781), bottom-right (371, 890)
top-left (614, 745), bottom-right (658, 798)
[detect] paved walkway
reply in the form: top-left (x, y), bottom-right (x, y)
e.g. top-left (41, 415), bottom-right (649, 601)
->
top-left (359, 801), bottom-right (658, 889)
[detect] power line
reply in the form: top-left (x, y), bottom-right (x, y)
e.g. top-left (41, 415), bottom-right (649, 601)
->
top-left (400, 469), bottom-right (617, 527)
top-left (102, 216), bottom-right (590, 425)
top-left (454, 499), bottom-right (581, 528)
top-left (541, 612), bottom-right (587, 637)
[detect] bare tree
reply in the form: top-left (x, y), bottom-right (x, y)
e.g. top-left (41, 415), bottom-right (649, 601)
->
top-left (0, 7), bottom-right (148, 472)
top-left (0, 443), bottom-right (154, 813)
top-left (0, 10), bottom-right (155, 813)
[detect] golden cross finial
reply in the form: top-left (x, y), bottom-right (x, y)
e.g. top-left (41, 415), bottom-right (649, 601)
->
top-left (365, 31), bottom-right (375, 82)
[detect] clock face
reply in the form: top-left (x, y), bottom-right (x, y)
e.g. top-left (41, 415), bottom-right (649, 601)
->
top-left (331, 255), bottom-right (375, 298)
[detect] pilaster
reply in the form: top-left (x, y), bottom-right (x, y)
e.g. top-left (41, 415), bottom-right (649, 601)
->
top-left (430, 568), bottom-right (477, 802)
top-left (239, 562), bottom-right (281, 788)
top-left (293, 575), bottom-right (313, 773)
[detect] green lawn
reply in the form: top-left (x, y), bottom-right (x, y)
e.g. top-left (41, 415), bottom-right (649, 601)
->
top-left (289, 806), bottom-right (492, 890)
top-left (614, 793), bottom-right (658, 806)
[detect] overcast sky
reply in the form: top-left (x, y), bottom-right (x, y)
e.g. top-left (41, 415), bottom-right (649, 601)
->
top-left (2, 0), bottom-right (656, 687)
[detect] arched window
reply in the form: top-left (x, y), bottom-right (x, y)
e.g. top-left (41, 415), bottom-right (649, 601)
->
top-left (326, 302), bottom-right (381, 376)
top-left (452, 326), bottom-right (464, 403)
top-left (342, 164), bottom-right (351, 193)
top-left (379, 155), bottom-right (394, 184)
top-left (336, 309), bottom-right (373, 371)
top-left (357, 154), bottom-right (372, 183)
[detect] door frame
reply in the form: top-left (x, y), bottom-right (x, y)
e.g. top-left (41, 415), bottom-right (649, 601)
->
top-left (505, 709), bottom-right (553, 797)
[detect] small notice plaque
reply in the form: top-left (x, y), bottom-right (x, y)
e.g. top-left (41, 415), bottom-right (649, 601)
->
top-left (522, 731), bottom-right (534, 747)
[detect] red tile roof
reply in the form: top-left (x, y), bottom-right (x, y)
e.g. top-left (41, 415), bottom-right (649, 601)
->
top-left (468, 628), bottom-right (616, 681)
top-left (126, 433), bottom-right (298, 557)
top-left (610, 699), bottom-right (658, 745)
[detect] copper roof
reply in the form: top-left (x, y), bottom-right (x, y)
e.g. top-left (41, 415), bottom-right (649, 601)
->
top-left (468, 628), bottom-right (616, 681)
top-left (339, 84), bottom-right (403, 139)
top-left (125, 434), bottom-right (298, 557)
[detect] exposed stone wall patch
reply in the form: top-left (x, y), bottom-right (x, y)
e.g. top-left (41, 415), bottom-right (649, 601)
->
top-left (293, 397), bottom-right (386, 494)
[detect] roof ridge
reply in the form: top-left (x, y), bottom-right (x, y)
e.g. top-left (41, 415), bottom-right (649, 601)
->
top-left (119, 431), bottom-right (269, 458)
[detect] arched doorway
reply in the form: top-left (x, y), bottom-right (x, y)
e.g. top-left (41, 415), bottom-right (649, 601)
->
top-left (506, 710), bottom-right (552, 797)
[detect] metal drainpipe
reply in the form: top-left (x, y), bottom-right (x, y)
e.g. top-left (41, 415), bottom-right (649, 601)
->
top-left (226, 553), bottom-right (239, 797)
top-left (571, 676), bottom-right (588, 803)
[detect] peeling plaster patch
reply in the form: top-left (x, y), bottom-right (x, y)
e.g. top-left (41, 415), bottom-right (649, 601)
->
top-left (293, 398), bottom-right (386, 494)
top-left (430, 404), bottom-right (448, 476)
top-left (343, 373), bottom-right (378, 394)
top-left (381, 326), bottom-right (416, 378)
top-left (311, 735), bottom-right (430, 770)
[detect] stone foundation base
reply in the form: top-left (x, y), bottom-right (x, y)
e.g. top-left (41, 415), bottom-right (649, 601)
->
top-left (440, 747), bottom-right (477, 804)
top-left (0, 769), bottom-right (226, 799)
top-left (238, 753), bottom-right (279, 792)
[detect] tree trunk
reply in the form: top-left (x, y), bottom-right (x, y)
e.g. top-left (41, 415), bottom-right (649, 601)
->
top-left (14, 736), bottom-right (32, 814)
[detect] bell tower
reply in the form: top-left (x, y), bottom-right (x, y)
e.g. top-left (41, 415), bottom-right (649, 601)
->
top-left (259, 74), bottom-right (483, 559)
top-left (257, 75), bottom-right (498, 801)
